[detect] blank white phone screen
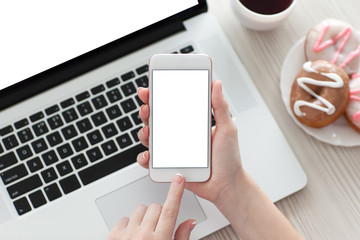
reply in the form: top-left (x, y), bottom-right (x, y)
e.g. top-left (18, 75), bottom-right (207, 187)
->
top-left (152, 70), bottom-right (209, 168)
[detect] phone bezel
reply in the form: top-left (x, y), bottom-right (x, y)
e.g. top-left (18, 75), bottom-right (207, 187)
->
top-left (148, 54), bottom-right (212, 182)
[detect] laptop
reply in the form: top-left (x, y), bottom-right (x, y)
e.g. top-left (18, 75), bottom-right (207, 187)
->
top-left (0, 0), bottom-right (307, 239)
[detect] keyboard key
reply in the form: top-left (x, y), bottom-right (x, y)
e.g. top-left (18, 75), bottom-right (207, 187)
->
top-left (16, 145), bottom-right (33, 160)
top-left (30, 112), bottom-right (44, 122)
top-left (59, 174), bottom-right (81, 194)
top-left (91, 84), bottom-right (105, 95)
top-left (116, 117), bottom-right (133, 132)
top-left (27, 157), bottom-right (44, 173)
top-left (71, 154), bottom-right (88, 170)
top-left (56, 161), bottom-right (73, 176)
top-left (17, 128), bottom-right (34, 143)
top-left (0, 143), bottom-right (3, 154)
top-left (57, 143), bottom-right (74, 159)
top-left (44, 183), bottom-right (62, 201)
top-left (61, 125), bottom-right (78, 140)
top-left (7, 174), bottom-right (42, 199)
top-left (180, 45), bottom-right (194, 53)
top-left (71, 136), bottom-right (88, 152)
top-left (120, 98), bottom-right (137, 113)
top-left (135, 76), bottom-right (149, 88)
top-left (42, 150), bottom-right (59, 166)
top-left (60, 98), bottom-right (75, 109)
top-left (86, 147), bottom-right (103, 162)
top-left (62, 108), bottom-right (79, 123)
top-left (45, 105), bottom-right (60, 115)
top-left (131, 111), bottom-right (142, 125)
top-left (92, 95), bottom-right (108, 109)
top-left (121, 82), bottom-right (137, 97)
top-left (101, 140), bottom-right (118, 155)
top-left (91, 112), bottom-right (107, 126)
top-left (76, 118), bottom-right (93, 133)
top-left (106, 89), bottom-right (123, 103)
top-left (76, 91), bottom-right (90, 102)
top-left (14, 119), bottom-right (29, 129)
top-left (0, 152), bottom-right (17, 171)
top-left (135, 95), bottom-right (143, 106)
top-left (1, 164), bottom-right (28, 185)
top-left (3, 135), bottom-right (19, 150)
top-left (77, 102), bottom-right (93, 116)
top-left (41, 168), bottom-right (58, 183)
top-left (106, 105), bottom-right (122, 120)
top-left (29, 190), bottom-right (47, 208)
top-left (31, 138), bottom-right (48, 154)
top-left (13, 197), bottom-right (31, 216)
top-left (79, 144), bottom-right (147, 185)
top-left (131, 127), bottom-right (142, 142)
top-left (106, 78), bottom-right (120, 88)
top-left (121, 71), bottom-right (135, 81)
top-left (136, 64), bottom-right (149, 75)
top-left (32, 121), bottom-right (49, 136)
top-left (46, 132), bottom-right (63, 147)
top-left (87, 130), bottom-right (103, 145)
top-left (116, 133), bottom-right (133, 149)
top-left (0, 125), bottom-right (13, 136)
top-left (47, 114), bottom-right (64, 130)
top-left (102, 123), bottom-right (118, 138)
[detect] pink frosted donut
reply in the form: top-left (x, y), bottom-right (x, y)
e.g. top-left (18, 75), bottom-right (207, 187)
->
top-left (345, 74), bottom-right (360, 133)
top-left (305, 19), bottom-right (360, 75)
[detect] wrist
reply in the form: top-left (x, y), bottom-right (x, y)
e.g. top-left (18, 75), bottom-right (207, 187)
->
top-left (214, 168), bottom-right (249, 215)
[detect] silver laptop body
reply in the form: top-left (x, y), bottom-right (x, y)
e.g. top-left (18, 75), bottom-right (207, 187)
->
top-left (0, 1), bottom-right (306, 239)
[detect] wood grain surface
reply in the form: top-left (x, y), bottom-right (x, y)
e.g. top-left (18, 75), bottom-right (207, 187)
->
top-left (202, 0), bottom-right (360, 239)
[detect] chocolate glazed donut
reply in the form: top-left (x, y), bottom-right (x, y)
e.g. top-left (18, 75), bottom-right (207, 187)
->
top-left (290, 60), bottom-right (350, 128)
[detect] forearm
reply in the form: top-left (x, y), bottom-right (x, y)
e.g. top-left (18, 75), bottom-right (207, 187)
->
top-left (215, 170), bottom-right (303, 240)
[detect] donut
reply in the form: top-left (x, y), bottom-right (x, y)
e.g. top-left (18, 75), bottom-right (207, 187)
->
top-left (345, 74), bottom-right (360, 133)
top-left (305, 19), bottom-right (360, 75)
top-left (290, 60), bottom-right (350, 128)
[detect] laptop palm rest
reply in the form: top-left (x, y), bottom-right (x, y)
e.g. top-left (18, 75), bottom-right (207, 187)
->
top-left (96, 176), bottom-right (207, 230)
top-left (0, 194), bottom-right (12, 224)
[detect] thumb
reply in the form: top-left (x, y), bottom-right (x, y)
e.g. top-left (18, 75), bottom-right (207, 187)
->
top-left (211, 80), bottom-right (232, 126)
top-left (174, 219), bottom-right (197, 240)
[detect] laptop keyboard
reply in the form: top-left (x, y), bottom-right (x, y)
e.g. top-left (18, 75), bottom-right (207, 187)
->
top-left (0, 44), bottom-right (216, 216)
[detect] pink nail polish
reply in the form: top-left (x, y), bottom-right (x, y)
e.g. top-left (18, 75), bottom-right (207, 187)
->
top-left (173, 173), bottom-right (183, 184)
top-left (190, 221), bottom-right (197, 231)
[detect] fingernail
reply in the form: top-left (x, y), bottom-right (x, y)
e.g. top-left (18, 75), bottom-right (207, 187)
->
top-left (173, 173), bottom-right (184, 185)
top-left (142, 152), bottom-right (146, 160)
top-left (190, 221), bottom-right (197, 231)
top-left (137, 128), bottom-right (143, 139)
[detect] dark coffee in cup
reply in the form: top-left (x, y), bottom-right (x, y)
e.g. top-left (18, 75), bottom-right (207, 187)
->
top-left (240, 0), bottom-right (293, 15)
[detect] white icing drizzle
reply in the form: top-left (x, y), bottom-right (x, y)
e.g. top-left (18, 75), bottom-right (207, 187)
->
top-left (294, 62), bottom-right (344, 117)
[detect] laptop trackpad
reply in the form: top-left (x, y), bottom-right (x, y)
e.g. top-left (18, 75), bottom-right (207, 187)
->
top-left (96, 176), bottom-right (207, 231)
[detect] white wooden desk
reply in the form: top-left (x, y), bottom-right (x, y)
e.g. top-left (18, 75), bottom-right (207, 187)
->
top-left (203, 0), bottom-right (360, 239)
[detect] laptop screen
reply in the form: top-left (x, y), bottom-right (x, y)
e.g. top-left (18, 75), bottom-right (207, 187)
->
top-left (0, 0), bottom-right (198, 92)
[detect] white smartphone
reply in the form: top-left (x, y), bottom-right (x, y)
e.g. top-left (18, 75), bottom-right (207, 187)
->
top-left (148, 54), bottom-right (212, 182)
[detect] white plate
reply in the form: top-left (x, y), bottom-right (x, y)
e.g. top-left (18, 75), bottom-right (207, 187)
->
top-left (280, 37), bottom-right (360, 146)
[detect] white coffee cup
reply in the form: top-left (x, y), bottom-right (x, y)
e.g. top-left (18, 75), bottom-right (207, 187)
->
top-left (230, 0), bottom-right (297, 31)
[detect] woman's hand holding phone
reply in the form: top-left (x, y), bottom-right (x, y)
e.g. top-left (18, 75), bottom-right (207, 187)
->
top-left (136, 80), bottom-right (244, 207)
